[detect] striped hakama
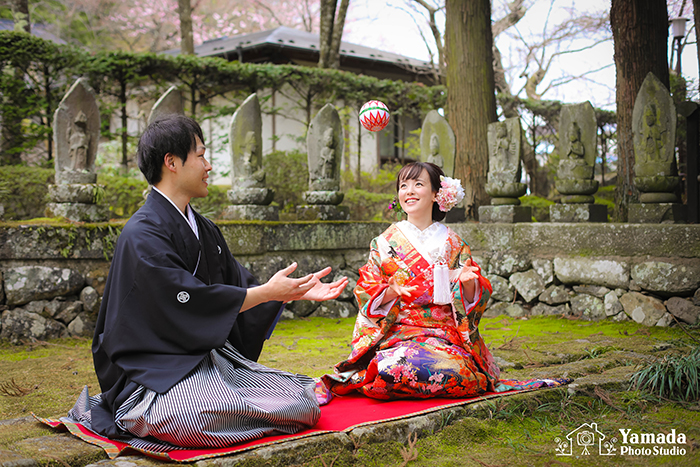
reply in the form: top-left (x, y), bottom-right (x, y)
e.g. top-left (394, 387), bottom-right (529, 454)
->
top-left (66, 342), bottom-right (320, 450)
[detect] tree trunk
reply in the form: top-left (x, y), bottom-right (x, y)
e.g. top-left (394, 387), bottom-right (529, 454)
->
top-left (695, 0), bottom-right (700, 78)
top-left (120, 80), bottom-right (129, 173)
top-left (445, 0), bottom-right (497, 220)
top-left (178, 0), bottom-right (195, 55)
top-left (12, 0), bottom-right (30, 33)
top-left (318, 0), bottom-right (349, 69)
top-left (610, 0), bottom-right (669, 221)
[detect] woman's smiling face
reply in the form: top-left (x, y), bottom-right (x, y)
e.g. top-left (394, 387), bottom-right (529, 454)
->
top-left (398, 168), bottom-right (436, 218)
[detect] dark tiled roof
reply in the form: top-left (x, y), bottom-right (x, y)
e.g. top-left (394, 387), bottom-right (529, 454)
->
top-left (164, 26), bottom-right (432, 70)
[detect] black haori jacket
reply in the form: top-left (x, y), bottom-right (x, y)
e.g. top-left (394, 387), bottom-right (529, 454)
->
top-left (90, 189), bottom-right (283, 438)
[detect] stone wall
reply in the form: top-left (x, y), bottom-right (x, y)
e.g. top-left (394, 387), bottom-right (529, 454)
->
top-left (1, 222), bottom-right (699, 343)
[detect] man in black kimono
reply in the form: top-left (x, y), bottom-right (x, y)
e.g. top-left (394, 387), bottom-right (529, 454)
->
top-left (67, 115), bottom-right (347, 450)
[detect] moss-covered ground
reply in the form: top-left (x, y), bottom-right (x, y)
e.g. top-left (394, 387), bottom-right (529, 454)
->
top-left (0, 316), bottom-right (698, 466)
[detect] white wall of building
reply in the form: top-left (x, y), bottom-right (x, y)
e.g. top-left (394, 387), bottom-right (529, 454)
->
top-left (107, 84), bottom-right (418, 185)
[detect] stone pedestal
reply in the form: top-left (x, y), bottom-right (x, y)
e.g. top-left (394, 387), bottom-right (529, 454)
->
top-left (296, 205), bottom-right (349, 221)
top-left (478, 205), bottom-right (532, 223)
top-left (628, 203), bottom-right (687, 224)
top-left (45, 203), bottom-right (108, 222)
top-left (222, 205), bottom-right (279, 221)
top-left (46, 183), bottom-right (107, 222)
top-left (550, 204), bottom-right (607, 223)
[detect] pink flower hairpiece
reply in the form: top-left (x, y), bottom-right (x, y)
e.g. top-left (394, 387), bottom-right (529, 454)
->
top-left (388, 197), bottom-right (404, 220)
top-left (435, 175), bottom-right (465, 212)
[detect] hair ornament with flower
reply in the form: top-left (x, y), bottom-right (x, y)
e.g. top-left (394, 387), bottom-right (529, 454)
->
top-left (435, 175), bottom-right (465, 212)
top-left (388, 197), bottom-right (405, 220)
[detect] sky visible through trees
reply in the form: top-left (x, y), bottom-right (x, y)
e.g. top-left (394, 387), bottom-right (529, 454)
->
top-left (345, 0), bottom-right (699, 110)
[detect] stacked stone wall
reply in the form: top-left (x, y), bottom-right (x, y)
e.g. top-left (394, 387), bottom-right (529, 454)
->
top-left (1, 222), bottom-right (699, 343)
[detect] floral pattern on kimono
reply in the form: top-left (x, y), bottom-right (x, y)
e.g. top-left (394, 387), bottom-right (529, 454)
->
top-left (322, 221), bottom-right (499, 400)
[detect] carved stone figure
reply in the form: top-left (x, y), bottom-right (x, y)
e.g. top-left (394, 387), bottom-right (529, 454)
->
top-left (223, 93), bottom-right (277, 220)
top-left (306, 103), bottom-right (343, 195)
top-left (67, 111), bottom-right (90, 171)
top-left (147, 86), bottom-right (184, 124)
top-left (46, 78), bottom-right (106, 221)
top-left (419, 110), bottom-right (455, 176)
top-left (319, 127), bottom-right (336, 180)
top-left (550, 101), bottom-right (606, 222)
top-left (53, 78), bottom-right (100, 185)
top-left (479, 117), bottom-right (530, 223)
top-left (555, 102), bottom-right (598, 203)
top-left (427, 134), bottom-right (444, 168)
top-left (629, 72), bottom-right (684, 222)
top-left (298, 103), bottom-right (348, 220)
top-left (485, 117), bottom-right (526, 203)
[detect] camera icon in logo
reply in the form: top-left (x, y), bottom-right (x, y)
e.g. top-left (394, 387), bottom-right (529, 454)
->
top-left (556, 422), bottom-right (615, 456)
top-left (577, 430), bottom-right (595, 454)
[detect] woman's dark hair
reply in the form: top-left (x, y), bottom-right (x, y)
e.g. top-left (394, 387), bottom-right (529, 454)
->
top-left (396, 161), bottom-right (446, 222)
top-left (137, 115), bottom-right (205, 185)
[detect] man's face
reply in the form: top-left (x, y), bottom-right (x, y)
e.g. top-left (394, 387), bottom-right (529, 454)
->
top-left (176, 135), bottom-right (212, 199)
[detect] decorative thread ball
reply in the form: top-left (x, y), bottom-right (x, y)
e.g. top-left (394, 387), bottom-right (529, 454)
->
top-left (359, 100), bottom-right (390, 132)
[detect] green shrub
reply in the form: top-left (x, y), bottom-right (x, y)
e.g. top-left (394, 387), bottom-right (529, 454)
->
top-left (343, 189), bottom-right (394, 221)
top-left (0, 166), bottom-right (53, 219)
top-left (263, 150), bottom-right (309, 213)
top-left (519, 194), bottom-right (554, 222)
top-left (97, 173), bottom-right (148, 218)
top-left (191, 184), bottom-right (228, 220)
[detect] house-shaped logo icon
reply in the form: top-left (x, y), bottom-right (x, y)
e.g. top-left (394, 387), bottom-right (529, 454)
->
top-left (555, 422), bottom-right (616, 456)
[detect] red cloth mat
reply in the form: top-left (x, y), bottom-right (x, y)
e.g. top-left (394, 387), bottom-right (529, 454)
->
top-left (36, 389), bottom-right (529, 462)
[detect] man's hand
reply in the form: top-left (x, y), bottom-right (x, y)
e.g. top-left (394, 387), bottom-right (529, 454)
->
top-left (298, 267), bottom-right (349, 301)
top-left (242, 262), bottom-right (317, 311)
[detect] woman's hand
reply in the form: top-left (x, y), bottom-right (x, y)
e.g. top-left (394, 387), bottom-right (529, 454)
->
top-left (382, 274), bottom-right (417, 304)
top-left (459, 258), bottom-right (479, 302)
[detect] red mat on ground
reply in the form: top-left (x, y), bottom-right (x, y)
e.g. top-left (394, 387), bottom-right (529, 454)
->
top-left (36, 389), bottom-right (530, 462)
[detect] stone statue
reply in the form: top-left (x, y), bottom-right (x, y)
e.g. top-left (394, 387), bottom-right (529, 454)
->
top-left (242, 130), bottom-right (265, 183)
top-left (555, 102), bottom-right (598, 202)
top-left (223, 93), bottom-right (277, 220)
top-left (67, 111), bottom-right (89, 171)
top-left (53, 78), bottom-right (100, 185)
top-left (551, 101), bottom-right (606, 222)
top-left (46, 78), bottom-right (106, 222)
top-left (229, 93), bottom-right (266, 191)
top-left (419, 110), bottom-right (455, 176)
top-left (640, 103), bottom-right (667, 166)
top-left (319, 127), bottom-right (336, 180)
top-left (479, 117), bottom-right (530, 222)
top-left (298, 103), bottom-right (348, 220)
top-left (427, 134), bottom-right (443, 168)
top-left (306, 103), bottom-right (343, 194)
top-left (566, 122), bottom-right (585, 160)
top-left (485, 117), bottom-right (526, 202)
top-left (629, 72), bottom-right (683, 222)
top-left (147, 86), bottom-right (184, 125)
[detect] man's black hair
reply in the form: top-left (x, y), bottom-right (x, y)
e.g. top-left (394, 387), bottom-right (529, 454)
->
top-left (137, 114), bottom-right (205, 185)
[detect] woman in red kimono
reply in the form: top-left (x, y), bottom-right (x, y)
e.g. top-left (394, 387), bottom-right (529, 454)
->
top-left (322, 162), bottom-right (566, 400)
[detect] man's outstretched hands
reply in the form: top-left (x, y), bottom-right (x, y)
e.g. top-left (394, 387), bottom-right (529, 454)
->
top-left (242, 263), bottom-right (348, 312)
top-left (298, 266), bottom-right (349, 301)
